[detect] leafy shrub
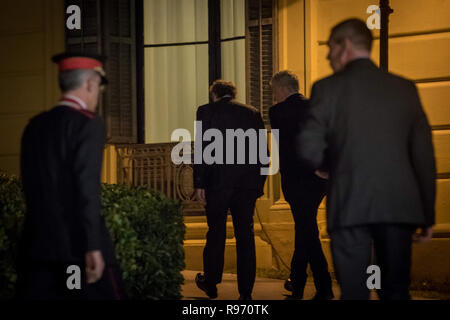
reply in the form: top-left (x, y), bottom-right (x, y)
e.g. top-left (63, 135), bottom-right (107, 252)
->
top-left (0, 172), bottom-right (185, 299)
top-left (101, 183), bottom-right (185, 299)
top-left (0, 173), bottom-right (25, 299)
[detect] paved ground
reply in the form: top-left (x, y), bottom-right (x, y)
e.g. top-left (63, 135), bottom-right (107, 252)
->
top-left (182, 270), bottom-right (441, 300)
top-left (182, 270), bottom-right (340, 300)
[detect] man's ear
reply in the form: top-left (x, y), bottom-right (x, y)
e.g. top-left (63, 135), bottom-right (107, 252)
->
top-left (339, 39), bottom-right (352, 63)
top-left (86, 75), bottom-right (100, 93)
top-left (343, 38), bottom-right (354, 52)
top-left (86, 76), bottom-right (94, 93)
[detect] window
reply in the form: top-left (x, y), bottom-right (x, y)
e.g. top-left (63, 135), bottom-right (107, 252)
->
top-left (64, 0), bottom-right (276, 144)
top-left (220, 0), bottom-right (246, 103)
top-left (246, 0), bottom-right (277, 126)
top-left (65, 0), bottom-right (137, 143)
top-left (143, 0), bottom-right (209, 144)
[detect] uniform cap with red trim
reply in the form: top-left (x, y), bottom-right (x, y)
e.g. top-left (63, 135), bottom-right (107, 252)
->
top-left (52, 52), bottom-right (108, 85)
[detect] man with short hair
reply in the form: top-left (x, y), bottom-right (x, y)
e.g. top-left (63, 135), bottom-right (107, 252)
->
top-left (269, 71), bottom-right (333, 300)
top-left (17, 53), bottom-right (124, 300)
top-left (297, 19), bottom-right (436, 300)
top-left (194, 80), bottom-right (268, 300)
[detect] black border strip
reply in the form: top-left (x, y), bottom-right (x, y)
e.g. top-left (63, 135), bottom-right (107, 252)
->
top-left (437, 173), bottom-right (450, 179)
top-left (208, 0), bottom-right (221, 85)
top-left (414, 77), bottom-right (450, 84)
top-left (220, 35), bottom-right (246, 42)
top-left (136, 0), bottom-right (145, 144)
top-left (432, 125), bottom-right (450, 131)
top-left (144, 40), bottom-right (209, 48)
top-left (304, 0), bottom-right (307, 93)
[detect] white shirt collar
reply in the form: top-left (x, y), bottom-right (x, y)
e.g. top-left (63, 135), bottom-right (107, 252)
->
top-left (63, 94), bottom-right (88, 110)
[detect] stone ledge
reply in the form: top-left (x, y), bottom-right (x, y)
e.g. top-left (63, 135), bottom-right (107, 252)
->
top-left (184, 236), bottom-right (273, 271)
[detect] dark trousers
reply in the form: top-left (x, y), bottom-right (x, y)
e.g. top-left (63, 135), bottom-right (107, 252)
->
top-left (203, 188), bottom-right (258, 296)
top-left (330, 224), bottom-right (416, 300)
top-left (283, 177), bottom-right (332, 296)
top-left (16, 262), bottom-right (126, 300)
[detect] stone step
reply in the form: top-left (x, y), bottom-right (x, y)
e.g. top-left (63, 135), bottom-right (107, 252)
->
top-left (184, 236), bottom-right (273, 272)
top-left (184, 215), bottom-right (264, 240)
top-left (185, 221), bottom-right (263, 240)
top-left (183, 215), bottom-right (208, 224)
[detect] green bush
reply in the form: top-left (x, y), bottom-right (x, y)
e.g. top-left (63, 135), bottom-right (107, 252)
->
top-left (0, 173), bottom-right (25, 299)
top-left (0, 172), bottom-right (185, 300)
top-left (101, 183), bottom-right (185, 299)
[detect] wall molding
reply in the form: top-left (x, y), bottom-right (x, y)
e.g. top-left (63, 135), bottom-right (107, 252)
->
top-left (318, 28), bottom-right (450, 45)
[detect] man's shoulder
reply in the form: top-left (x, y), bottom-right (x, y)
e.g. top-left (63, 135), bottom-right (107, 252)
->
top-left (197, 103), bottom-right (210, 112)
top-left (196, 103), bottom-right (212, 119)
top-left (313, 71), bottom-right (344, 90)
top-left (214, 99), bottom-right (260, 117)
top-left (24, 111), bottom-right (48, 135)
top-left (314, 66), bottom-right (414, 90)
top-left (230, 100), bottom-right (259, 114)
top-left (26, 107), bottom-right (65, 128)
top-left (28, 110), bottom-right (49, 124)
top-left (384, 71), bottom-right (415, 90)
top-left (273, 94), bottom-right (308, 110)
top-left (23, 107), bottom-right (104, 145)
top-left (197, 100), bottom-right (260, 118)
top-left (52, 105), bottom-right (98, 120)
top-left (269, 101), bottom-right (288, 118)
top-left (43, 106), bottom-right (104, 133)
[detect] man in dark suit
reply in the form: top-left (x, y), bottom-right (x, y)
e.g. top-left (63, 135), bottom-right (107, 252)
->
top-left (297, 19), bottom-right (436, 300)
top-left (194, 80), bottom-right (268, 300)
top-left (269, 71), bottom-right (333, 300)
top-left (17, 53), bottom-right (124, 300)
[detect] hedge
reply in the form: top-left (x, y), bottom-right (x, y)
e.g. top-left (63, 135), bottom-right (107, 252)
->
top-left (0, 172), bottom-right (185, 300)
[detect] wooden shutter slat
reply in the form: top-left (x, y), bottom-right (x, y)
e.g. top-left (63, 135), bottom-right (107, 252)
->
top-left (246, 0), bottom-right (275, 126)
top-left (65, 0), bottom-right (137, 144)
top-left (104, 0), bottom-right (137, 143)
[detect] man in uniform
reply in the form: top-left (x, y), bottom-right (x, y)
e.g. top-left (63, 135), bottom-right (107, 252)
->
top-left (297, 19), bottom-right (436, 300)
top-left (269, 71), bottom-right (333, 300)
top-left (194, 80), bottom-right (268, 300)
top-left (17, 53), bottom-right (125, 300)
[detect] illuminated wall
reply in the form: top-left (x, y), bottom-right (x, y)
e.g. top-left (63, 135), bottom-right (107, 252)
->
top-left (273, 0), bottom-right (450, 283)
top-left (220, 0), bottom-right (247, 104)
top-left (278, 0), bottom-right (450, 235)
top-left (143, 0), bottom-right (210, 144)
top-left (0, 0), bottom-right (65, 175)
top-left (143, 0), bottom-right (247, 144)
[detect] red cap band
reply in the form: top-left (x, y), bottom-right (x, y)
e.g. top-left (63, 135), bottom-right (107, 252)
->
top-left (58, 57), bottom-right (103, 72)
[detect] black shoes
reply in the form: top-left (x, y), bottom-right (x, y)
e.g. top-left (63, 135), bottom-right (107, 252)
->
top-left (196, 274), bottom-right (331, 300)
top-left (312, 291), bottom-right (334, 300)
top-left (285, 278), bottom-right (333, 300)
top-left (291, 289), bottom-right (304, 300)
top-left (238, 294), bottom-right (253, 301)
top-left (195, 273), bottom-right (218, 299)
top-left (284, 279), bottom-right (293, 292)
top-left (284, 279), bottom-right (304, 299)
top-left (195, 273), bottom-right (254, 300)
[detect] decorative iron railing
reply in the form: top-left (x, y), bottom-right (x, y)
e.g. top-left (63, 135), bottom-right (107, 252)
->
top-left (115, 143), bottom-right (204, 215)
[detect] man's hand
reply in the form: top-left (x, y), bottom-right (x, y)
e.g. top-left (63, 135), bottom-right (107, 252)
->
top-left (85, 250), bottom-right (105, 284)
top-left (315, 170), bottom-right (329, 180)
top-left (412, 226), bottom-right (433, 244)
top-left (195, 188), bottom-right (206, 206)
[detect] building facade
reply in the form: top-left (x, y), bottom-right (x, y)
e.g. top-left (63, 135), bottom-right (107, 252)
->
top-left (0, 0), bottom-right (449, 288)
